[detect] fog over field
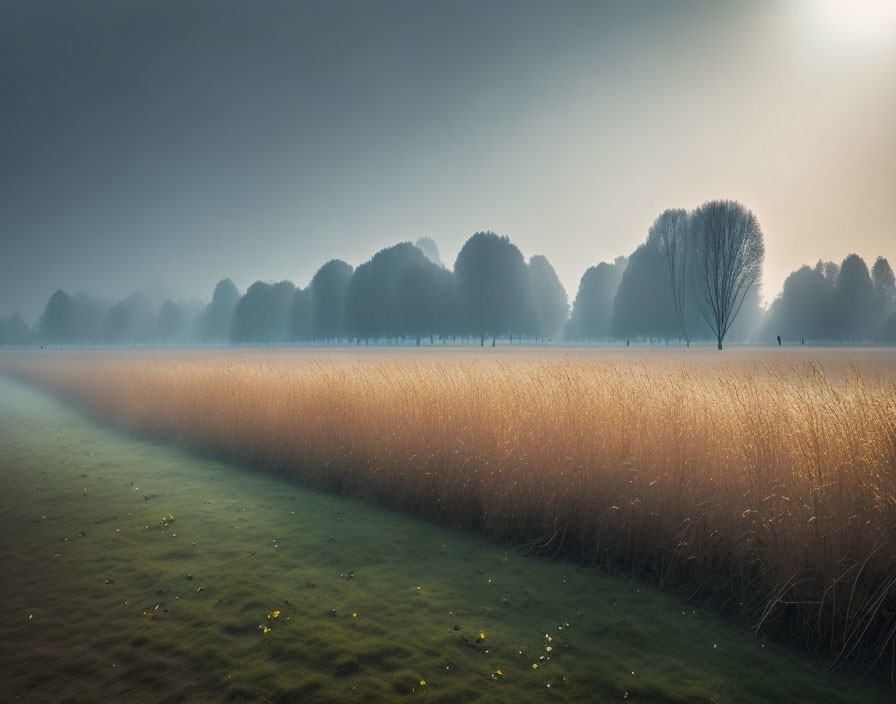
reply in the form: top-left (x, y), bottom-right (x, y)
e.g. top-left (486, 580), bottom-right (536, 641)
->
top-left (1, 0), bottom-right (894, 331)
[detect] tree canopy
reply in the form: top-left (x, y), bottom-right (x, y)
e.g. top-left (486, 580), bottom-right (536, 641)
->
top-left (454, 232), bottom-right (534, 346)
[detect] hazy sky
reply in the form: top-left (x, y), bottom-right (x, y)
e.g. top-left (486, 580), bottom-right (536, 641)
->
top-left (2, 0), bottom-right (894, 321)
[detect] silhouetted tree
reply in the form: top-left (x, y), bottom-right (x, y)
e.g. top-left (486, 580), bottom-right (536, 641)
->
top-left (157, 300), bottom-right (188, 344)
top-left (200, 278), bottom-right (240, 343)
top-left (344, 261), bottom-right (379, 343)
top-left (433, 266), bottom-right (461, 341)
top-left (395, 257), bottom-right (448, 344)
top-left (763, 265), bottom-right (830, 342)
top-left (231, 282), bottom-right (273, 344)
top-left (528, 255), bottom-right (568, 341)
top-left (877, 309), bottom-right (896, 344)
top-left (415, 237), bottom-right (444, 268)
top-left (231, 280), bottom-right (295, 344)
top-left (38, 289), bottom-right (77, 345)
top-left (871, 256), bottom-right (896, 332)
top-left (289, 287), bottom-right (311, 342)
top-left (0, 313), bottom-right (31, 346)
top-left (807, 260), bottom-right (840, 340)
top-left (835, 254), bottom-right (875, 341)
top-left (104, 300), bottom-right (131, 345)
top-left (611, 244), bottom-right (678, 342)
top-left (566, 257), bottom-right (627, 341)
top-left (821, 260), bottom-right (840, 286)
top-left (649, 208), bottom-right (700, 346)
top-left (691, 199), bottom-right (765, 350)
top-left (346, 242), bottom-right (430, 342)
top-left (271, 281), bottom-right (296, 342)
top-left (310, 259), bottom-right (353, 342)
top-left (72, 293), bottom-right (108, 345)
top-left (454, 232), bottom-right (534, 346)
top-left (103, 291), bottom-right (155, 345)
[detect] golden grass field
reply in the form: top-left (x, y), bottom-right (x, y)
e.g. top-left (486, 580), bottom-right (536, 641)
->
top-left (2, 347), bottom-right (894, 675)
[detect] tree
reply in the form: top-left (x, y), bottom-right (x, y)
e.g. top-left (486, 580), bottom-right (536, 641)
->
top-left (454, 232), bottom-right (534, 346)
top-left (691, 199), bottom-right (765, 350)
top-left (611, 244), bottom-right (678, 342)
top-left (566, 257), bottom-right (627, 341)
top-left (39, 289), bottom-right (77, 345)
top-left (871, 256), bottom-right (896, 332)
top-left (104, 300), bottom-right (132, 345)
top-left (649, 208), bottom-right (699, 346)
top-left (763, 265), bottom-right (830, 342)
top-left (415, 237), bottom-right (444, 267)
top-left (157, 300), bottom-right (188, 344)
top-left (310, 259), bottom-right (353, 342)
top-left (270, 281), bottom-right (296, 342)
top-left (395, 257), bottom-right (446, 345)
top-left (289, 287), bottom-right (312, 342)
top-left (345, 242), bottom-right (430, 342)
top-left (344, 261), bottom-right (379, 342)
top-left (231, 281), bottom-right (274, 344)
top-left (835, 254), bottom-right (875, 341)
top-left (73, 293), bottom-right (108, 345)
top-left (877, 309), bottom-right (896, 344)
top-left (103, 291), bottom-right (155, 345)
top-left (200, 279), bottom-right (240, 343)
top-left (231, 280), bottom-right (295, 344)
top-left (528, 255), bottom-right (569, 341)
top-left (0, 313), bottom-right (31, 346)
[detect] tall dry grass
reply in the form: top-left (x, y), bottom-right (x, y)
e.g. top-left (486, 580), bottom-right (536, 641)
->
top-left (3, 349), bottom-right (895, 673)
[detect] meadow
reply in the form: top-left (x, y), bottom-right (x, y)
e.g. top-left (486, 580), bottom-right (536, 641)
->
top-left (1, 347), bottom-right (894, 685)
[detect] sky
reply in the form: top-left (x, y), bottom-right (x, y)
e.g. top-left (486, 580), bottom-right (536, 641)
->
top-left (2, 0), bottom-right (895, 322)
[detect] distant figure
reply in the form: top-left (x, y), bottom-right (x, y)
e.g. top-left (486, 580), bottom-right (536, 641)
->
top-left (776, 335), bottom-right (781, 346)
top-left (801, 338), bottom-right (804, 345)
top-left (626, 340), bottom-right (630, 347)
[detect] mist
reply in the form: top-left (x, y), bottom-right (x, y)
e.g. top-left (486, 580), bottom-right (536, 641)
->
top-left (2, 0), bottom-right (894, 323)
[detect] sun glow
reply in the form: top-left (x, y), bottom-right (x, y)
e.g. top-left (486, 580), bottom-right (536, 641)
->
top-left (809, 0), bottom-right (896, 44)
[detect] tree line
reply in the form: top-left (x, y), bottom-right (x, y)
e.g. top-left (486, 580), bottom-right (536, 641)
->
top-left (4, 204), bottom-right (896, 347)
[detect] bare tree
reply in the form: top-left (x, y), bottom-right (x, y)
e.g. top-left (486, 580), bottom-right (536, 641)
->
top-left (649, 208), bottom-right (697, 346)
top-left (691, 200), bottom-right (764, 350)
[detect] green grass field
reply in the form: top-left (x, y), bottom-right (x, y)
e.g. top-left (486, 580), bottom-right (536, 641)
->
top-left (0, 375), bottom-right (887, 703)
